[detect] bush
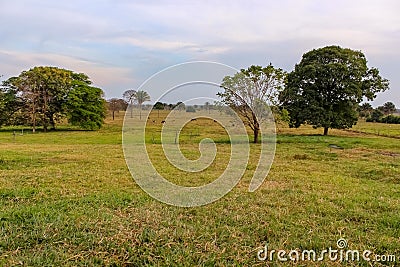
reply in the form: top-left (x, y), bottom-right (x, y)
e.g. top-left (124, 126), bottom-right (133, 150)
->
top-left (186, 106), bottom-right (196, 113)
top-left (367, 114), bottom-right (400, 124)
top-left (380, 115), bottom-right (400, 124)
top-left (367, 109), bottom-right (384, 122)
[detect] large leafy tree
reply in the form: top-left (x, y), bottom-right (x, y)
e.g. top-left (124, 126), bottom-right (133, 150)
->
top-left (6, 67), bottom-right (76, 132)
top-left (280, 45), bottom-right (389, 135)
top-left (3, 66), bottom-right (107, 131)
top-left (219, 64), bottom-right (286, 143)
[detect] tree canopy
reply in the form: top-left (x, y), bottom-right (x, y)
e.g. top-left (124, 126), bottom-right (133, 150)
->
top-left (123, 89), bottom-right (136, 118)
top-left (67, 81), bottom-right (107, 130)
top-left (358, 103), bottom-right (374, 118)
top-left (280, 45), bottom-right (389, 135)
top-left (107, 98), bottom-right (127, 120)
top-left (1, 66), bottom-right (107, 131)
top-left (380, 101), bottom-right (396, 115)
top-left (219, 64), bottom-right (286, 143)
top-left (135, 90), bottom-right (151, 120)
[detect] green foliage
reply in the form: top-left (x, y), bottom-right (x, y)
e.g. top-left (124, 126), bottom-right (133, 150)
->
top-left (152, 101), bottom-right (184, 111)
top-left (66, 82), bottom-right (106, 130)
top-left (153, 101), bottom-right (166, 110)
top-left (135, 90), bottom-right (151, 107)
top-left (6, 67), bottom-right (80, 131)
top-left (175, 101), bottom-right (185, 110)
top-left (0, 87), bottom-right (23, 127)
top-left (280, 45), bottom-right (389, 135)
top-left (367, 113), bottom-right (400, 124)
top-left (2, 66), bottom-right (106, 131)
top-left (219, 64), bottom-right (286, 143)
top-left (380, 115), bottom-right (400, 124)
top-left (358, 103), bottom-right (373, 118)
top-left (379, 101), bottom-right (397, 115)
top-left (367, 109), bottom-right (384, 122)
top-left (277, 108), bottom-right (290, 124)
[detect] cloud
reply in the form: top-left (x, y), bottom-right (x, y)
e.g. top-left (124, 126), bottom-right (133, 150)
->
top-left (0, 50), bottom-right (135, 97)
top-left (0, 0), bottom-right (399, 105)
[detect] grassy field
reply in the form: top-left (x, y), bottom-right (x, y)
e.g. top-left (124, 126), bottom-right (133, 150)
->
top-left (351, 120), bottom-right (400, 138)
top-left (0, 111), bottom-right (399, 266)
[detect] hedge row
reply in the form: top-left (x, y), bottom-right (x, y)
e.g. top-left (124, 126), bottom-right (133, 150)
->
top-left (367, 115), bottom-right (400, 124)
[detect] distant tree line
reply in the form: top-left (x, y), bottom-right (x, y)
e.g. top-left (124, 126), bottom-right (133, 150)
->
top-left (106, 98), bottom-right (216, 116)
top-left (151, 101), bottom-right (214, 112)
top-left (106, 90), bottom-right (151, 120)
top-left (1, 66), bottom-right (107, 131)
top-left (359, 101), bottom-right (399, 123)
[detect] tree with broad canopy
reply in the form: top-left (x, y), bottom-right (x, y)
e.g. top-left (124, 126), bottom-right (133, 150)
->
top-left (280, 45), bottom-right (389, 135)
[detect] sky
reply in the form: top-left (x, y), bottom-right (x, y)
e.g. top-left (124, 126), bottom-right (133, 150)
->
top-left (0, 0), bottom-right (399, 107)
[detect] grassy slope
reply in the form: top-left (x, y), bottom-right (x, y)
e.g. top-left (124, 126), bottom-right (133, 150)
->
top-left (0, 111), bottom-right (399, 266)
top-left (351, 120), bottom-right (400, 138)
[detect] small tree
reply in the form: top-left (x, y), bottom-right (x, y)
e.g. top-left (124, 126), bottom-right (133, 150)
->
top-left (123, 89), bottom-right (136, 118)
top-left (108, 98), bottom-right (127, 120)
top-left (135, 90), bottom-right (150, 120)
top-left (382, 102), bottom-right (396, 115)
top-left (359, 103), bottom-right (374, 119)
top-left (175, 101), bottom-right (186, 111)
top-left (204, 101), bottom-right (210, 113)
top-left (186, 106), bottom-right (196, 113)
top-left (153, 102), bottom-right (165, 110)
top-left (219, 64), bottom-right (286, 143)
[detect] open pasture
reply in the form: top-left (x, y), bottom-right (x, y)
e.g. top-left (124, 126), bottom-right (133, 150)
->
top-left (0, 111), bottom-right (399, 266)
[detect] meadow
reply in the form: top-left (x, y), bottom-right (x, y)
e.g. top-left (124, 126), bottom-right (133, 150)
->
top-left (351, 120), bottom-right (400, 138)
top-left (0, 110), bottom-right (399, 266)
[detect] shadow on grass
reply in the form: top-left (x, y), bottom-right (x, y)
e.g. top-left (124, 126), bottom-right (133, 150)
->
top-left (0, 127), bottom-right (95, 133)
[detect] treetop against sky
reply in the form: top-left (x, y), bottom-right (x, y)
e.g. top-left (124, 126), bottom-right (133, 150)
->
top-left (0, 0), bottom-right (398, 106)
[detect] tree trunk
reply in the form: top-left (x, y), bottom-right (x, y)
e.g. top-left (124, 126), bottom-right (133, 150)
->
top-left (253, 127), bottom-right (259, 143)
top-left (112, 110), bottom-right (115, 120)
top-left (43, 92), bottom-right (48, 132)
top-left (130, 106), bottom-right (133, 118)
top-left (32, 111), bottom-right (36, 133)
top-left (252, 112), bottom-right (260, 143)
top-left (323, 127), bottom-right (329, 136)
top-left (139, 104), bottom-right (142, 120)
top-left (50, 115), bottom-right (56, 130)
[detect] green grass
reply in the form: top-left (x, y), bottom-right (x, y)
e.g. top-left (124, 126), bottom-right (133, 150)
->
top-left (0, 112), bottom-right (399, 266)
top-left (351, 120), bottom-right (400, 138)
